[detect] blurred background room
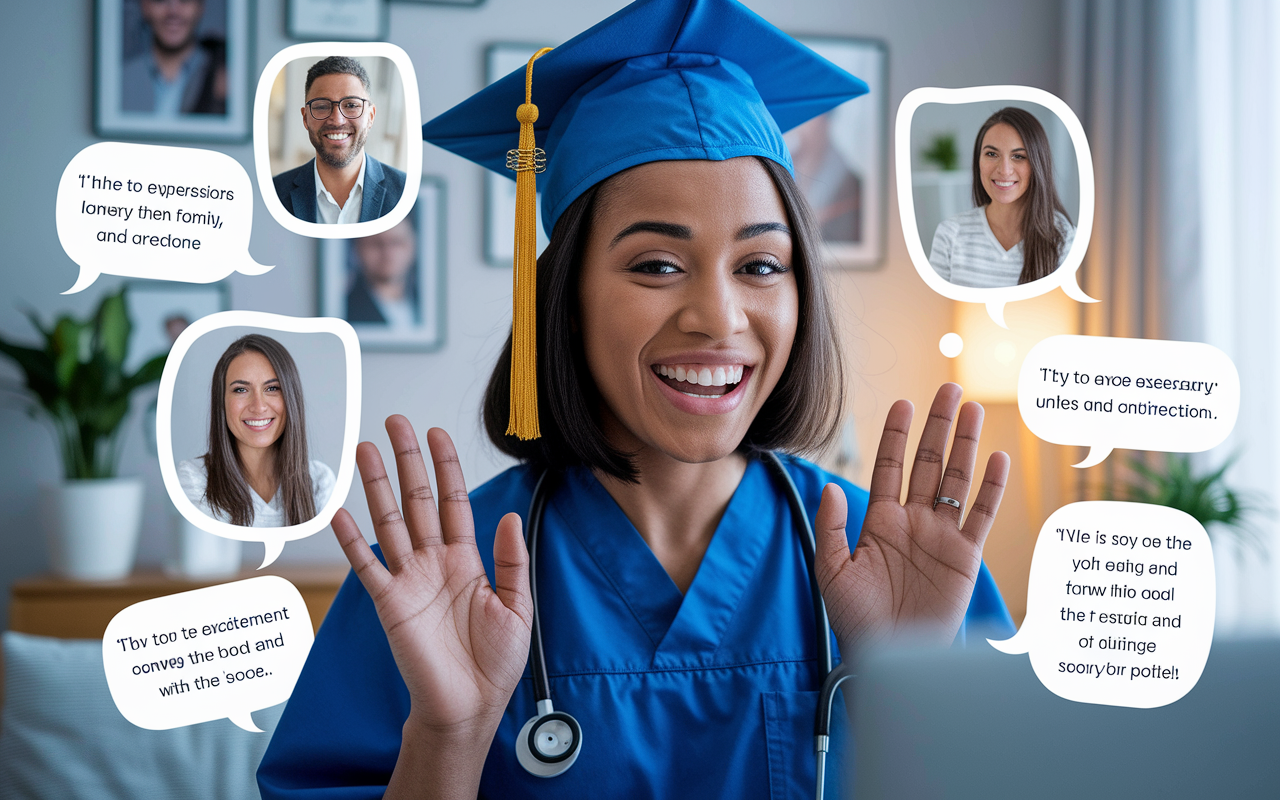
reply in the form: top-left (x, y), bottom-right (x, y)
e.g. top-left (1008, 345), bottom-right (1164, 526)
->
top-left (2, 0), bottom-right (1278, 794)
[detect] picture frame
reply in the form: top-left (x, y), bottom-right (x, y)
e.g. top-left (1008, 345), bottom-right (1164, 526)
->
top-left (790, 36), bottom-right (888, 269)
top-left (318, 178), bottom-right (447, 351)
top-left (95, 0), bottom-right (254, 142)
top-left (123, 281), bottom-right (230, 374)
top-left (484, 43), bottom-right (551, 268)
top-left (287, 0), bottom-right (388, 42)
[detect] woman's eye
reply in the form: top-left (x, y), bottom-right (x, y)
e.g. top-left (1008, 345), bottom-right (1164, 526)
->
top-left (629, 260), bottom-right (682, 275)
top-left (738, 259), bottom-right (788, 276)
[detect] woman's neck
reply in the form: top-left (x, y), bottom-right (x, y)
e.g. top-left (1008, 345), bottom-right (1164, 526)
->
top-left (237, 443), bottom-right (280, 504)
top-left (984, 200), bottom-right (1026, 251)
top-left (594, 447), bottom-right (748, 595)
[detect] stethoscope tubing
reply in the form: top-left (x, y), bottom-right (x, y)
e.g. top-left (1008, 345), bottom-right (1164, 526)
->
top-left (761, 451), bottom-right (833, 681)
top-left (526, 469), bottom-right (555, 705)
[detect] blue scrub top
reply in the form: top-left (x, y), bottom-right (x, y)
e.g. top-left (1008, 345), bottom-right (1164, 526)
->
top-left (258, 455), bottom-right (1014, 798)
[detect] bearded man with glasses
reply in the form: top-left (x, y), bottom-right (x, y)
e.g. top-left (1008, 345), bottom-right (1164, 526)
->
top-left (273, 56), bottom-right (407, 224)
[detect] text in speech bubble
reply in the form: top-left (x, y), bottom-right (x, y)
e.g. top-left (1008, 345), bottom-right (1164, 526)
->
top-left (989, 501), bottom-right (1214, 708)
top-left (56, 142), bottom-right (271, 294)
top-left (1019, 334), bottom-right (1240, 467)
top-left (103, 576), bottom-right (314, 731)
top-left (895, 86), bottom-right (1096, 327)
top-left (156, 311), bottom-right (362, 568)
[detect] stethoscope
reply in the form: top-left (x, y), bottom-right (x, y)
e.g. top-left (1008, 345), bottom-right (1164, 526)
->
top-left (515, 452), bottom-right (857, 800)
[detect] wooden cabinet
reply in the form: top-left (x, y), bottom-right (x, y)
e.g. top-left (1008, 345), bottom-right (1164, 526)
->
top-left (8, 567), bottom-right (349, 639)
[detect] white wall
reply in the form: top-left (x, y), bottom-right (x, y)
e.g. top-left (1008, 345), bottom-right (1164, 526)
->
top-left (0, 0), bottom-right (1063, 627)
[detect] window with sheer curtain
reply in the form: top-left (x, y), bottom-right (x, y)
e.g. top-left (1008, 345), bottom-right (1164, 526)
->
top-left (1062, 0), bottom-right (1279, 631)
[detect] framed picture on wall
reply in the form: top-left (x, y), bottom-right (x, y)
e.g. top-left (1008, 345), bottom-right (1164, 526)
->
top-left (124, 280), bottom-right (230, 456)
top-left (287, 0), bottom-right (387, 41)
top-left (95, 0), bottom-right (254, 142)
top-left (788, 36), bottom-right (888, 269)
top-left (123, 281), bottom-right (230, 374)
top-left (318, 178), bottom-right (447, 351)
top-left (484, 43), bottom-right (551, 268)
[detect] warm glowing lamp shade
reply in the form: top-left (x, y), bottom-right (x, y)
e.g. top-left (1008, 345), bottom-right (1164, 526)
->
top-left (953, 293), bottom-right (1078, 403)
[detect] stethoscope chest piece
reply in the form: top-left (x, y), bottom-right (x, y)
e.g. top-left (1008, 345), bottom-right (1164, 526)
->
top-left (516, 703), bottom-right (582, 777)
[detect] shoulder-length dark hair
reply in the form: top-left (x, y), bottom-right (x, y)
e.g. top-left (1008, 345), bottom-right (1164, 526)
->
top-left (971, 107), bottom-right (1071, 284)
top-left (483, 157), bottom-right (845, 483)
top-left (202, 334), bottom-right (315, 526)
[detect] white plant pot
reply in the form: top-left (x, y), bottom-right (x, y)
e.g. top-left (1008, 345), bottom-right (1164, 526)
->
top-left (167, 513), bottom-right (242, 579)
top-left (40, 478), bottom-right (145, 581)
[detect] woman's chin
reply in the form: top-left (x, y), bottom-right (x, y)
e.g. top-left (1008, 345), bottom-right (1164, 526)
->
top-left (233, 434), bottom-right (283, 453)
top-left (642, 427), bottom-right (750, 467)
top-left (600, 395), bottom-right (759, 469)
top-left (987, 191), bottom-right (1027, 207)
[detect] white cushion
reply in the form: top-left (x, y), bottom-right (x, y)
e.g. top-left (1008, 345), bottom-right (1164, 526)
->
top-left (0, 631), bottom-right (282, 799)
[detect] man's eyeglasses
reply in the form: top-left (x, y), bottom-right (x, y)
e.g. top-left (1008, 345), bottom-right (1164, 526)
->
top-left (306, 97), bottom-right (369, 120)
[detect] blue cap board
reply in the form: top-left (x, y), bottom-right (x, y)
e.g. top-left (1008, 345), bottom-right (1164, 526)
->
top-left (422, 0), bottom-right (870, 234)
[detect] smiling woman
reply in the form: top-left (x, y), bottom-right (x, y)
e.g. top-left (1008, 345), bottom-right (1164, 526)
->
top-left (176, 334), bottom-right (334, 527)
top-left (929, 106), bottom-right (1076, 287)
top-left (484, 157), bottom-right (840, 486)
top-left (258, 1), bottom-right (1015, 798)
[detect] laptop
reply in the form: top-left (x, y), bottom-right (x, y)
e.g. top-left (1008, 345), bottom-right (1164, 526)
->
top-left (850, 637), bottom-right (1280, 799)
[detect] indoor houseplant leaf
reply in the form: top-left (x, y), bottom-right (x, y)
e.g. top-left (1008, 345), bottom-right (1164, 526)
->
top-left (921, 133), bottom-right (960, 171)
top-left (0, 287), bottom-right (170, 578)
top-left (1119, 453), bottom-right (1267, 557)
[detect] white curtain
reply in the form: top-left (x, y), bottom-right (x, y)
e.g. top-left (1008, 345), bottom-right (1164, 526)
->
top-left (1193, 0), bottom-right (1280, 631)
top-left (1063, 0), bottom-right (1279, 631)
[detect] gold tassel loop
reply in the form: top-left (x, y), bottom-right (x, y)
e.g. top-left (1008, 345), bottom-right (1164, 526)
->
top-left (505, 47), bottom-right (553, 441)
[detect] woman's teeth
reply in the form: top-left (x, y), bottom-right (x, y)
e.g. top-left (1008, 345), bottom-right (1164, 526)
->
top-left (655, 364), bottom-right (744, 387)
top-left (993, 180), bottom-right (1016, 188)
top-left (244, 419), bottom-right (272, 428)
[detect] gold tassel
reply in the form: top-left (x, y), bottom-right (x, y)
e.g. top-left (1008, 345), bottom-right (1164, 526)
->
top-left (504, 47), bottom-right (553, 441)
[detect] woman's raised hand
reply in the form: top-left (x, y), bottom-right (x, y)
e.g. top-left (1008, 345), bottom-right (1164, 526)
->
top-left (332, 416), bottom-right (533, 744)
top-left (815, 384), bottom-right (1010, 653)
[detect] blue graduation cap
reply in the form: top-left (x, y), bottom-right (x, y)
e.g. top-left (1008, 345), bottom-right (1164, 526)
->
top-left (422, 0), bottom-right (869, 440)
top-left (424, 0), bottom-right (869, 233)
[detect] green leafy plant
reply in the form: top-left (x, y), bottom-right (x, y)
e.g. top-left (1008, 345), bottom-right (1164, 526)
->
top-left (0, 288), bottom-right (167, 479)
top-left (921, 133), bottom-right (960, 171)
top-left (1120, 454), bottom-right (1267, 556)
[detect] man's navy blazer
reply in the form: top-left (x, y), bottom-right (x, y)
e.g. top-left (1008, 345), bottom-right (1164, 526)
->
top-left (272, 156), bottom-right (407, 224)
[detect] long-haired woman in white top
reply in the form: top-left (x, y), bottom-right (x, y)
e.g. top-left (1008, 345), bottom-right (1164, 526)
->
top-left (929, 106), bottom-right (1074, 288)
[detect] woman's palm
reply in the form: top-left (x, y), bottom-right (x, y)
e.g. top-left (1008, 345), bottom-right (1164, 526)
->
top-left (816, 385), bottom-right (1009, 652)
top-left (333, 419), bottom-right (532, 731)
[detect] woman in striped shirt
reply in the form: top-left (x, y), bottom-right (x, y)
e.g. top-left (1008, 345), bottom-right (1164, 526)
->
top-left (929, 106), bottom-right (1074, 288)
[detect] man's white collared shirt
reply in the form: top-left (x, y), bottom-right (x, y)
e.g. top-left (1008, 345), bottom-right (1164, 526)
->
top-left (314, 153), bottom-right (366, 224)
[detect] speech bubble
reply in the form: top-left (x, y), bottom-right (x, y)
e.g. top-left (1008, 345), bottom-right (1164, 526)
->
top-left (989, 502), bottom-right (1214, 708)
top-left (895, 86), bottom-right (1097, 326)
top-left (254, 42), bottom-right (422, 239)
top-left (156, 311), bottom-right (362, 567)
top-left (1018, 334), bottom-right (1240, 468)
top-left (56, 142), bottom-right (271, 294)
top-left (103, 576), bottom-right (314, 731)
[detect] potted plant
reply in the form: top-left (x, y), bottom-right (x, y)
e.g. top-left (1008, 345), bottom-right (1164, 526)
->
top-left (1119, 453), bottom-right (1267, 557)
top-left (921, 133), bottom-right (960, 172)
top-left (0, 288), bottom-right (167, 580)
